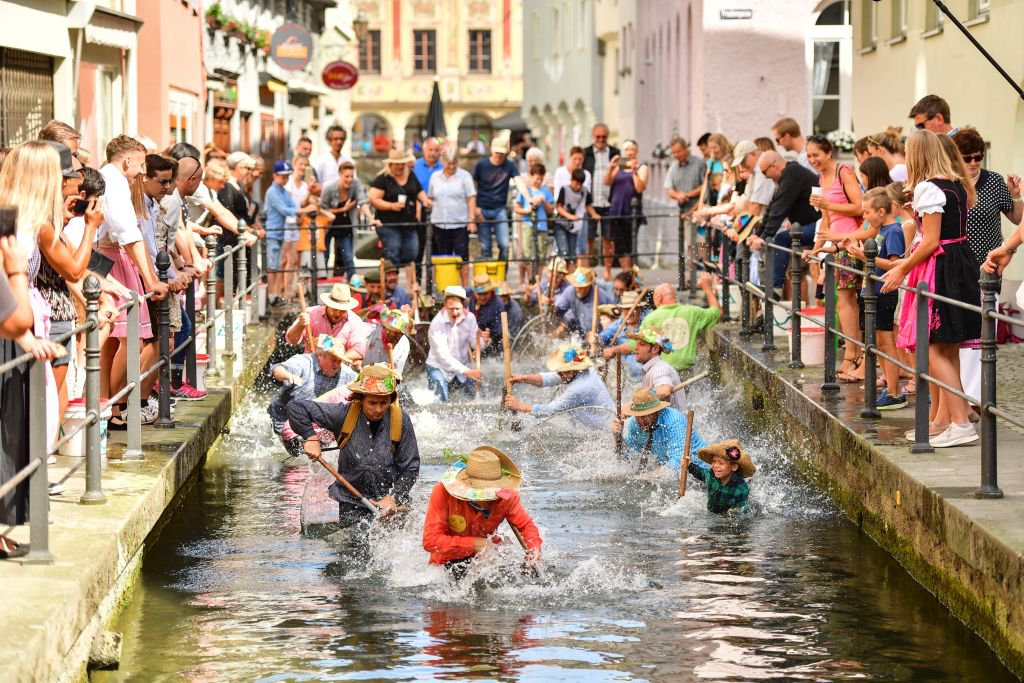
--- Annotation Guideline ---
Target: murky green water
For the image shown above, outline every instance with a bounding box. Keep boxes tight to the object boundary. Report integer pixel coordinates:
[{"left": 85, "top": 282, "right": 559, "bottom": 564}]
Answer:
[{"left": 97, "top": 372, "right": 1017, "bottom": 682}]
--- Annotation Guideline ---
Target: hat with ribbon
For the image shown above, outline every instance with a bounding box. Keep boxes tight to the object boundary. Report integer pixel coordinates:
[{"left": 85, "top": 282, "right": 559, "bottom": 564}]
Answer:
[
  {"left": 441, "top": 445, "right": 522, "bottom": 502},
  {"left": 698, "top": 439, "right": 757, "bottom": 478},
  {"left": 545, "top": 344, "right": 594, "bottom": 373},
  {"left": 622, "top": 387, "right": 670, "bottom": 417},
  {"left": 494, "top": 280, "right": 512, "bottom": 296},
  {"left": 569, "top": 267, "right": 595, "bottom": 288},
  {"left": 348, "top": 273, "right": 368, "bottom": 293},
  {"left": 346, "top": 363, "right": 399, "bottom": 396},
  {"left": 380, "top": 308, "right": 413, "bottom": 336},
  {"left": 627, "top": 326, "right": 673, "bottom": 352},
  {"left": 599, "top": 290, "right": 641, "bottom": 316},
  {"left": 734, "top": 213, "right": 762, "bottom": 243},
  {"left": 472, "top": 272, "right": 495, "bottom": 294},
  {"left": 320, "top": 282, "right": 358, "bottom": 311},
  {"left": 315, "top": 333, "right": 347, "bottom": 360},
  {"left": 552, "top": 257, "right": 570, "bottom": 275}
]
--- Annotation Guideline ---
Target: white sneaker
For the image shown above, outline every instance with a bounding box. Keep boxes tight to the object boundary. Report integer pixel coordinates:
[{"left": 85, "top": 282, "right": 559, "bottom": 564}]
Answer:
[
  {"left": 140, "top": 402, "right": 158, "bottom": 425},
  {"left": 930, "top": 423, "right": 979, "bottom": 448}
]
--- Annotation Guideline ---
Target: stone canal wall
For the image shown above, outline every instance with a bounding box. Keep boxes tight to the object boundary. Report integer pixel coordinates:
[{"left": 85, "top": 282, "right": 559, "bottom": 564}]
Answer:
[
  {"left": 711, "top": 326, "right": 1024, "bottom": 678},
  {"left": 0, "top": 326, "right": 276, "bottom": 683}
]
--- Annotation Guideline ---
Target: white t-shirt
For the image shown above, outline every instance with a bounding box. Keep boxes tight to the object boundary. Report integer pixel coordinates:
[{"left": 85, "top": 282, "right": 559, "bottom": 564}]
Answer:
[
  {"left": 314, "top": 151, "right": 354, "bottom": 188},
  {"left": 98, "top": 164, "right": 143, "bottom": 248},
  {"left": 553, "top": 166, "right": 592, "bottom": 200},
  {"left": 63, "top": 215, "right": 86, "bottom": 250}
]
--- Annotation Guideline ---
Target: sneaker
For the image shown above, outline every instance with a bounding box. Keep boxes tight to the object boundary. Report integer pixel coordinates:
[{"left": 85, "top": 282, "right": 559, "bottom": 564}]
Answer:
[
  {"left": 140, "top": 402, "right": 158, "bottom": 425},
  {"left": 905, "top": 425, "right": 943, "bottom": 442},
  {"left": 48, "top": 482, "right": 65, "bottom": 496},
  {"left": 876, "top": 390, "right": 908, "bottom": 411},
  {"left": 930, "top": 423, "right": 979, "bottom": 448},
  {"left": 147, "top": 397, "right": 175, "bottom": 419},
  {"left": 171, "top": 380, "right": 207, "bottom": 401}
]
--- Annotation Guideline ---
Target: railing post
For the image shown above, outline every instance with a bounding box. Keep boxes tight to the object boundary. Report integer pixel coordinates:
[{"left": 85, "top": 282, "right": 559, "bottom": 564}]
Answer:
[
  {"left": 80, "top": 275, "right": 106, "bottom": 505},
  {"left": 205, "top": 234, "right": 220, "bottom": 379},
  {"left": 258, "top": 233, "right": 268, "bottom": 320},
  {"left": 719, "top": 228, "right": 731, "bottom": 321},
  {"left": 25, "top": 359, "right": 54, "bottom": 562},
  {"left": 860, "top": 239, "right": 880, "bottom": 419},
  {"left": 761, "top": 243, "right": 776, "bottom": 351},
  {"left": 184, "top": 279, "right": 197, "bottom": 387},
  {"left": 688, "top": 217, "right": 698, "bottom": 300},
  {"left": 821, "top": 254, "right": 840, "bottom": 392},
  {"left": 630, "top": 197, "right": 640, "bottom": 266},
  {"left": 423, "top": 208, "right": 433, "bottom": 296},
  {"left": 739, "top": 240, "right": 752, "bottom": 336},
  {"left": 976, "top": 270, "right": 1002, "bottom": 498},
  {"left": 309, "top": 220, "right": 320, "bottom": 302},
  {"left": 236, "top": 233, "right": 248, "bottom": 340},
  {"left": 677, "top": 214, "right": 686, "bottom": 291},
  {"left": 222, "top": 245, "right": 236, "bottom": 380},
  {"left": 530, "top": 206, "right": 540, "bottom": 279},
  {"left": 155, "top": 251, "right": 174, "bottom": 428},
  {"left": 789, "top": 224, "right": 805, "bottom": 369},
  {"left": 910, "top": 282, "right": 934, "bottom": 454},
  {"left": 121, "top": 292, "right": 143, "bottom": 458}
]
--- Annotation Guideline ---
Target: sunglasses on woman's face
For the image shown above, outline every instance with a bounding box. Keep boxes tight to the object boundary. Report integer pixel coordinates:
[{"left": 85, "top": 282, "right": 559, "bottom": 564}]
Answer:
[{"left": 962, "top": 153, "right": 984, "bottom": 164}]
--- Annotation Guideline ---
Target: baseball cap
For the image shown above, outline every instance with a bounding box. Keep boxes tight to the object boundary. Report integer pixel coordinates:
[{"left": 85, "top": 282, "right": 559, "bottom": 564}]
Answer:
[
  {"left": 44, "top": 141, "right": 80, "bottom": 179},
  {"left": 491, "top": 137, "right": 510, "bottom": 154},
  {"left": 731, "top": 140, "right": 759, "bottom": 168},
  {"left": 272, "top": 160, "right": 294, "bottom": 175}
]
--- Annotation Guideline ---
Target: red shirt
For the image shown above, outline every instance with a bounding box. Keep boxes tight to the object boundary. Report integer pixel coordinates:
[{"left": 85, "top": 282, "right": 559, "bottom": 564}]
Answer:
[{"left": 422, "top": 483, "right": 542, "bottom": 565}]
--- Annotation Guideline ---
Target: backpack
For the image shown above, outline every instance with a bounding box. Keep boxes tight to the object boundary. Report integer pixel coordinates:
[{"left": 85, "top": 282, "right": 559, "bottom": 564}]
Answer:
[{"left": 337, "top": 399, "right": 403, "bottom": 454}]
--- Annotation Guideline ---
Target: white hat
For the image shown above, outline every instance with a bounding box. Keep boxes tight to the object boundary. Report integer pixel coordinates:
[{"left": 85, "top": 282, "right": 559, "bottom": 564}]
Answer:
[
  {"left": 443, "top": 285, "right": 468, "bottom": 301},
  {"left": 491, "top": 137, "right": 510, "bottom": 154},
  {"left": 731, "top": 140, "right": 759, "bottom": 168}
]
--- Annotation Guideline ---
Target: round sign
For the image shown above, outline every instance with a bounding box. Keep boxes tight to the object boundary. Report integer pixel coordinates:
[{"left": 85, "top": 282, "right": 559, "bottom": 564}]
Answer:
[
  {"left": 322, "top": 61, "right": 359, "bottom": 90},
  {"left": 270, "top": 23, "right": 313, "bottom": 71}
]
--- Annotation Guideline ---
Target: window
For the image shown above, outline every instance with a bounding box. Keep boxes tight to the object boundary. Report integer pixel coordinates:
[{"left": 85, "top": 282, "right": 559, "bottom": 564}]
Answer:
[
  {"left": 531, "top": 12, "right": 540, "bottom": 60},
  {"left": 889, "top": 0, "right": 906, "bottom": 41},
  {"left": 359, "top": 30, "right": 381, "bottom": 74},
  {"left": 808, "top": 1, "right": 852, "bottom": 135},
  {"left": 468, "top": 30, "right": 491, "bottom": 73},
  {"left": 551, "top": 7, "right": 560, "bottom": 56},
  {"left": 970, "top": 0, "right": 990, "bottom": 20},
  {"left": 924, "top": 3, "right": 943, "bottom": 35},
  {"left": 859, "top": 0, "right": 876, "bottom": 51},
  {"left": 413, "top": 30, "right": 436, "bottom": 73},
  {"left": 169, "top": 89, "right": 197, "bottom": 145}
]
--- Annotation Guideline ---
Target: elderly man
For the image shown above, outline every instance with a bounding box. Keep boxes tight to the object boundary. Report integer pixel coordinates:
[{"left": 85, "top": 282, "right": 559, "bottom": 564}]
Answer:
[
  {"left": 285, "top": 282, "right": 368, "bottom": 361},
  {"left": 553, "top": 267, "right": 614, "bottom": 337},
  {"left": 413, "top": 136, "right": 443, "bottom": 191},
  {"left": 664, "top": 137, "right": 706, "bottom": 216},
  {"left": 426, "top": 285, "right": 485, "bottom": 402},
  {"left": 269, "top": 333, "right": 358, "bottom": 455},
  {"left": 612, "top": 387, "right": 708, "bottom": 472},
  {"left": 583, "top": 123, "right": 620, "bottom": 255},
  {"left": 292, "top": 364, "right": 419, "bottom": 529},
  {"left": 634, "top": 278, "right": 721, "bottom": 372},
  {"left": 505, "top": 344, "right": 616, "bottom": 429}
]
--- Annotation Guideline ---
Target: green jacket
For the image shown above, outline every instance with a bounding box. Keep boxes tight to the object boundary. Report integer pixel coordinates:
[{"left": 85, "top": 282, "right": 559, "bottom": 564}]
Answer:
[{"left": 629, "top": 303, "right": 720, "bottom": 371}]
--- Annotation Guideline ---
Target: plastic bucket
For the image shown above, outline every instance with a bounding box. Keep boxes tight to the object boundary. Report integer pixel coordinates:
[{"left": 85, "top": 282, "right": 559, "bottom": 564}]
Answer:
[
  {"left": 214, "top": 310, "right": 244, "bottom": 356},
  {"left": 472, "top": 260, "right": 506, "bottom": 283},
  {"left": 58, "top": 398, "right": 112, "bottom": 458},
  {"left": 195, "top": 353, "right": 209, "bottom": 392},
  {"left": 432, "top": 255, "right": 463, "bottom": 292},
  {"left": 799, "top": 327, "right": 826, "bottom": 366}
]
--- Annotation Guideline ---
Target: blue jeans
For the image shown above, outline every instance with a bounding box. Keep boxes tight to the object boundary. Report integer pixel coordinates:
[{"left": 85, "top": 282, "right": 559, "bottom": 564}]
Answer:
[
  {"left": 377, "top": 225, "right": 419, "bottom": 267},
  {"left": 327, "top": 228, "right": 355, "bottom": 277},
  {"left": 426, "top": 365, "right": 477, "bottom": 403},
  {"left": 772, "top": 224, "right": 817, "bottom": 288},
  {"left": 171, "top": 302, "right": 192, "bottom": 384},
  {"left": 553, "top": 224, "right": 587, "bottom": 258},
  {"left": 478, "top": 207, "right": 509, "bottom": 261}
]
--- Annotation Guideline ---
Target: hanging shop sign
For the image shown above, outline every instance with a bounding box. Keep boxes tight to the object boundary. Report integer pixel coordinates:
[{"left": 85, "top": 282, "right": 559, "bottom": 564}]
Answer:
[
  {"left": 270, "top": 23, "right": 313, "bottom": 70},
  {"left": 322, "top": 61, "right": 360, "bottom": 90}
]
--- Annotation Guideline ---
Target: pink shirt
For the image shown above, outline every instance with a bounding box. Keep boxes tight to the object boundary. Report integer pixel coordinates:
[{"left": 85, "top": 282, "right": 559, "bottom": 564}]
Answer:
[
  {"left": 825, "top": 165, "right": 860, "bottom": 235},
  {"left": 305, "top": 305, "right": 370, "bottom": 355}
]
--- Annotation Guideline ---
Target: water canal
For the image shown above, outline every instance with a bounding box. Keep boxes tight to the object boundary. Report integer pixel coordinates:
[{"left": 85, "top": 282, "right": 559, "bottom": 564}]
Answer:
[{"left": 97, "top": 365, "right": 1016, "bottom": 681}]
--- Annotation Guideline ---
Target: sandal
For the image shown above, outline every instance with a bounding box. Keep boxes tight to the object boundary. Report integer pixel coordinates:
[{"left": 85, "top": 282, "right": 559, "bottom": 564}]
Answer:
[
  {"left": 836, "top": 371, "right": 860, "bottom": 383},
  {"left": 0, "top": 536, "right": 27, "bottom": 560}
]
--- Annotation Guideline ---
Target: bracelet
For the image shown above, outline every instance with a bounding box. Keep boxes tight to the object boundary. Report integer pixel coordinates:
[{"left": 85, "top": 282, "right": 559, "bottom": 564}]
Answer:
[{"left": 1002, "top": 242, "right": 1018, "bottom": 255}]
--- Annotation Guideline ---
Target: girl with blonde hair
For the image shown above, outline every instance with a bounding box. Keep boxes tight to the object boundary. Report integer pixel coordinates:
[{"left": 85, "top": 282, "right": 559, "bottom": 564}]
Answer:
[
  {"left": 868, "top": 127, "right": 908, "bottom": 182},
  {"left": 880, "top": 130, "right": 981, "bottom": 448},
  {"left": 0, "top": 141, "right": 64, "bottom": 239}
]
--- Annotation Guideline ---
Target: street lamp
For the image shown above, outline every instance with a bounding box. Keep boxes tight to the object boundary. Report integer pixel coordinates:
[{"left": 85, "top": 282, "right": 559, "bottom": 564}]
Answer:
[{"left": 352, "top": 11, "right": 368, "bottom": 42}]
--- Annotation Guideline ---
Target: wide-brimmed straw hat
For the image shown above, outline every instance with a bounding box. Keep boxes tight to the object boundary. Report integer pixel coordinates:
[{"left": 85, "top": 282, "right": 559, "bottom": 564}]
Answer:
[
  {"left": 385, "top": 147, "right": 415, "bottom": 165},
  {"left": 316, "top": 334, "right": 348, "bottom": 360},
  {"left": 545, "top": 344, "right": 593, "bottom": 373},
  {"left": 380, "top": 308, "right": 413, "bottom": 336},
  {"left": 569, "top": 267, "right": 595, "bottom": 288},
  {"left": 698, "top": 439, "right": 757, "bottom": 478},
  {"left": 472, "top": 272, "right": 494, "bottom": 294},
  {"left": 320, "top": 282, "right": 358, "bottom": 311},
  {"left": 441, "top": 445, "right": 522, "bottom": 502},
  {"left": 346, "top": 363, "right": 399, "bottom": 396},
  {"left": 622, "top": 387, "right": 670, "bottom": 417},
  {"left": 599, "top": 290, "right": 641, "bottom": 316},
  {"left": 627, "top": 326, "right": 673, "bottom": 352},
  {"left": 494, "top": 280, "right": 512, "bottom": 296}
]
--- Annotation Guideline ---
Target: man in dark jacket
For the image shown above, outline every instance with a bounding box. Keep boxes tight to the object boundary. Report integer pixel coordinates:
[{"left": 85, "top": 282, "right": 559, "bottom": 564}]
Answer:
[
  {"left": 582, "top": 123, "right": 620, "bottom": 250},
  {"left": 750, "top": 151, "right": 821, "bottom": 290},
  {"left": 470, "top": 273, "right": 504, "bottom": 356},
  {"left": 290, "top": 364, "right": 420, "bottom": 529}
]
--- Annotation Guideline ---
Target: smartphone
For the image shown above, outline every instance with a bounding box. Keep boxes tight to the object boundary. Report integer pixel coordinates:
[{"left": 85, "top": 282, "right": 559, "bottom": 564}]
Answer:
[
  {"left": 0, "top": 206, "right": 16, "bottom": 237},
  {"left": 618, "top": 158, "right": 629, "bottom": 171},
  {"left": 73, "top": 198, "right": 89, "bottom": 215}
]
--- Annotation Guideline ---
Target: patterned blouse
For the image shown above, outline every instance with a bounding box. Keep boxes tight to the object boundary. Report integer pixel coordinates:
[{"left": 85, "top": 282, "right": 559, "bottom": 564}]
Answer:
[{"left": 966, "top": 169, "right": 1014, "bottom": 266}]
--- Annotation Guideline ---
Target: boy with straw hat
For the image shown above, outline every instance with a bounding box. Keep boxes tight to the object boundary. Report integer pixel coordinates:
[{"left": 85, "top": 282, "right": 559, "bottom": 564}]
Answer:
[
  {"left": 613, "top": 387, "right": 708, "bottom": 472},
  {"left": 423, "top": 445, "right": 541, "bottom": 578},
  {"left": 683, "top": 440, "right": 756, "bottom": 514},
  {"left": 505, "top": 343, "right": 616, "bottom": 429}
]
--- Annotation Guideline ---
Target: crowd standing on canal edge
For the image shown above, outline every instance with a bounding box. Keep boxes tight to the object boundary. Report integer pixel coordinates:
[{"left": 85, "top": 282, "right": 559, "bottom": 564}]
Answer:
[{"left": 4, "top": 89, "right": 1024, "bottom": 563}]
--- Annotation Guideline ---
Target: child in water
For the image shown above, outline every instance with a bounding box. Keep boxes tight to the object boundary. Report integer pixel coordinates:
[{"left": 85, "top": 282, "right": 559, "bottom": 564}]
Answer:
[{"left": 682, "top": 439, "right": 756, "bottom": 514}]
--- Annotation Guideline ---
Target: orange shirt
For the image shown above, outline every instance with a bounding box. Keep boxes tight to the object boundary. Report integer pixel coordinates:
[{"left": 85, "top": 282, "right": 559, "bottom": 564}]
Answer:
[{"left": 422, "top": 482, "right": 542, "bottom": 565}]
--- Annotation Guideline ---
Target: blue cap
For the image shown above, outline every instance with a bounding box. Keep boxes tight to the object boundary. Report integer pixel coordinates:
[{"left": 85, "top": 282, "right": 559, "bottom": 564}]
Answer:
[{"left": 272, "top": 160, "right": 293, "bottom": 175}]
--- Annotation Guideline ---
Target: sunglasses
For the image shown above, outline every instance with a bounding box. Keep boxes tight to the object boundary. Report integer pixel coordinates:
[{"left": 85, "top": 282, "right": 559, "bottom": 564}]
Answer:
[
  {"left": 914, "top": 115, "right": 936, "bottom": 130},
  {"left": 962, "top": 153, "right": 984, "bottom": 163},
  {"left": 154, "top": 178, "right": 174, "bottom": 186}
]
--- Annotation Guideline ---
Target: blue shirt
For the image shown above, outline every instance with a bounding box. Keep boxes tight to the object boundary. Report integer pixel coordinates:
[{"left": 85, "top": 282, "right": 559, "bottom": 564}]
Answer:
[
  {"left": 413, "top": 157, "right": 442, "bottom": 194},
  {"left": 871, "top": 222, "right": 906, "bottom": 295},
  {"left": 388, "top": 285, "right": 412, "bottom": 308},
  {"left": 472, "top": 157, "right": 520, "bottom": 209},
  {"left": 599, "top": 318, "right": 644, "bottom": 380},
  {"left": 474, "top": 294, "right": 505, "bottom": 343},
  {"left": 555, "top": 285, "right": 614, "bottom": 333},
  {"left": 264, "top": 182, "right": 298, "bottom": 235},
  {"left": 517, "top": 186, "right": 554, "bottom": 232},
  {"left": 623, "top": 407, "right": 708, "bottom": 471},
  {"left": 532, "top": 368, "right": 615, "bottom": 428}
]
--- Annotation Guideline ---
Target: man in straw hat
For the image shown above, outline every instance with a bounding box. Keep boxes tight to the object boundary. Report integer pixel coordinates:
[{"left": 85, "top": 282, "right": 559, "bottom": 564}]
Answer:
[
  {"left": 269, "top": 333, "right": 358, "bottom": 455},
  {"left": 361, "top": 308, "right": 413, "bottom": 375},
  {"left": 613, "top": 387, "right": 708, "bottom": 473},
  {"left": 285, "top": 282, "right": 369, "bottom": 360},
  {"left": 683, "top": 439, "right": 756, "bottom": 514},
  {"left": 469, "top": 272, "right": 504, "bottom": 357},
  {"left": 505, "top": 343, "right": 616, "bottom": 429},
  {"left": 524, "top": 256, "right": 570, "bottom": 309},
  {"left": 423, "top": 445, "right": 541, "bottom": 578},
  {"left": 426, "top": 285, "right": 485, "bottom": 402},
  {"left": 291, "top": 364, "right": 420, "bottom": 527},
  {"left": 553, "top": 267, "right": 613, "bottom": 337},
  {"left": 597, "top": 290, "right": 646, "bottom": 379}
]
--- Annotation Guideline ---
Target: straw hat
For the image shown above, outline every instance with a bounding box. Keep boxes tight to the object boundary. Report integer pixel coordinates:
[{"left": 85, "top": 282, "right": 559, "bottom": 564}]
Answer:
[
  {"left": 494, "top": 280, "right": 512, "bottom": 296},
  {"left": 627, "top": 326, "right": 673, "bottom": 352},
  {"left": 569, "top": 267, "right": 595, "bottom": 288},
  {"left": 490, "top": 137, "right": 511, "bottom": 154},
  {"left": 320, "top": 282, "right": 358, "bottom": 311},
  {"left": 385, "top": 147, "right": 415, "bottom": 165},
  {"left": 545, "top": 344, "right": 593, "bottom": 373},
  {"left": 599, "top": 290, "right": 641, "bottom": 316},
  {"left": 472, "top": 272, "right": 495, "bottom": 294},
  {"left": 348, "top": 273, "right": 368, "bottom": 293},
  {"left": 698, "top": 439, "right": 757, "bottom": 478},
  {"left": 441, "top": 445, "right": 522, "bottom": 502},
  {"left": 552, "top": 257, "right": 570, "bottom": 274},
  {"left": 443, "top": 285, "right": 468, "bottom": 301},
  {"left": 380, "top": 308, "right": 413, "bottom": 336},
  {"left": 346, "top": 363, "right": 400, "bottom": 396},
  {"left": 622, "top": 387, "right": 670, "bottom": 417},
  {"left": 315, "top": 334, "right": 348, "bottom": 360}
]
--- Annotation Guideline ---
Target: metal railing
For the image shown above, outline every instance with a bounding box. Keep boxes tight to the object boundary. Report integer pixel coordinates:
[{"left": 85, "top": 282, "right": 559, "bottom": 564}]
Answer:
[
  {"left": 687, "top": 221, "right": 1014, "bottom": 500},
  {"left": 0, "top": 224, "right": 265, "bottom": 564}
]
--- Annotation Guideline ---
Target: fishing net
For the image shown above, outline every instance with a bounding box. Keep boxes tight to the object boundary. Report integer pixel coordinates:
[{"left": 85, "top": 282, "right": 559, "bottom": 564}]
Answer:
[{"left": 300, "top": 444, "right": 341, "bottom": 537}]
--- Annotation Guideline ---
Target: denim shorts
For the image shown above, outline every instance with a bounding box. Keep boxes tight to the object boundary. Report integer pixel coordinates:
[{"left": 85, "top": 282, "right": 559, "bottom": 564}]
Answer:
[
  {"left": 48, "top": 319, "right": 74, "bottom": 368},
  {"left": 266, "top": 237, "right": 284, "bottom": 270}
]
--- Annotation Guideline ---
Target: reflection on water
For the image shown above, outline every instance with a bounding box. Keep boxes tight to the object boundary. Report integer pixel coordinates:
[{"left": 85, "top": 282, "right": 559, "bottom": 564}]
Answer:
[{"left": 97, "top": 373, "right": 1017, "bottom": 682}]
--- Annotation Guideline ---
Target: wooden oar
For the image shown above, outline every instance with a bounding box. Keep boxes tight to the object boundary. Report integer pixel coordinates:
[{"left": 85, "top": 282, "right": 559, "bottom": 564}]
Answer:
[
  {"left": 313, "top": 452, "right": 379, "bottom": 515},
  {"left": 678, "top": 409, "right": 695, "bottom": 498},
  {"left": 378, "top": 257, "right": 389, "bottom": 306},
  {"left": 615, "top": 353, "right": 624, "bottom": 458},
  {"left": 599, "top": 286, "right": 649, "bottom": 381},
  {"left": 546, "top": 256, "right": 558, "bottom": 320},
  {"left": 474, "top": 329, "right": 482, "bottom": 393},
  {"left": 671, "top": 370, "right": 710, "bottom": 395},
  {"left": 506, "top": 520, "right": 544, "bottom": 580},
  {"left": 589, "top": 284, "right": 600, "bottom": 356},
  {"left": 500, "top": 311, "right": 522, "bottom": 430},
  {"left": 386, "top": 341, "right": 395, "bottom": 370},
  {"left": 295, "top": 281, "right": 315, "bottom": 351}
]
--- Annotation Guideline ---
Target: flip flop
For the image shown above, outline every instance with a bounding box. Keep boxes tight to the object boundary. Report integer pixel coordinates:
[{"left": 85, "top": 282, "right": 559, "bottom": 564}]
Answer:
[{"left": 836, "top": 371, "right": 860, "bottom": 383}]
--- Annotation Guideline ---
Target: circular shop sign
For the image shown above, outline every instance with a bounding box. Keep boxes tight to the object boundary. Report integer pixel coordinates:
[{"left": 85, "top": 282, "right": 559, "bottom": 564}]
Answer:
[
  {"left": 322, "top": 61, "right": 360, "bottom": 90},
  {"left": 270, "top": 23, "right": 313, "bottom": 71}
]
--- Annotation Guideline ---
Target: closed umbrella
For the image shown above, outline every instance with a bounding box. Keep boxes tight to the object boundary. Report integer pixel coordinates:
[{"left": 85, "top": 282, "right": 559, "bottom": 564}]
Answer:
[{"left": 425, "top": 80, "right": 447, "bottom": 138}]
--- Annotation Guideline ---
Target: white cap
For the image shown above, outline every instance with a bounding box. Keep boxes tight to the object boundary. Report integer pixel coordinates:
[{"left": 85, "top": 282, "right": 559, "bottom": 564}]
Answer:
[{"left": 443, "top": 285, "right": 468, "bottom": 300}]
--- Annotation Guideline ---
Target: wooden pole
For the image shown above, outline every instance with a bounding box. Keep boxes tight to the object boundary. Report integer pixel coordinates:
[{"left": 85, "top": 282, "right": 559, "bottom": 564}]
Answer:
[
  {"left": 379, "top": 257, "right": 387, "bottom": 306},
  {"left": 295, "top": 281, "right": 315, "bottom": 352},
  {"left": 546, "top": 257, "right": 558, "bottom": 321},
  {"left": 589, "top": 283, "right": 600, "bottom": 356},
  {"left": 615, "top": 353, "right": 624, "bottom": 458},
  {"left": 501, "top": 311, "right": 512, "bottom": 408},
  {"left": 671, "top": 370, "right": 710, "bottom": 395},
  {"left": 507, "top": 520, "right": 544, "bottom": 580},
  {"left": 387, "top": 341, "right": 395, "bottom": 370},
  {"left": 474, "top": 329, "right": 482, "bottom": 393},
  {"left": 314, "top": 453, "right": 379, "bottom": 515},
  {"left": 678, "top": 409, "right": 695, "bottom": 498}
]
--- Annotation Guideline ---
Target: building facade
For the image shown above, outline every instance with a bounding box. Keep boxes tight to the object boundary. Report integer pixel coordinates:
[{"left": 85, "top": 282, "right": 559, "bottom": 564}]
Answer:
[{"left": 348, "top": 0, "right": 524, "bottom": 156}]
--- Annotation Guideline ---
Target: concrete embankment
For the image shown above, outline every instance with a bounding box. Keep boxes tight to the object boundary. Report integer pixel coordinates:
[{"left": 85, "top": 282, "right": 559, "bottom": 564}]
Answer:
[
  {"left": 711, "top": 325, "right": 1024, "bottom": 678},
  {"left": 0, "top": 324, "right": 276, "bottom": 683}
]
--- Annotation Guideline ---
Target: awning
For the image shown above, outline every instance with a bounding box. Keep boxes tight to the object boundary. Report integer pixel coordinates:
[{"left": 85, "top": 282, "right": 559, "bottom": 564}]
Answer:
[
  {"left": 259, "top": 72, "right": 289, "bottom": 94},
  {"left": 84, "top": 24, "right": 137, "bottom": 50},
  {"left": 287, "top": 78, "right": 329, "bottom": 97}
]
